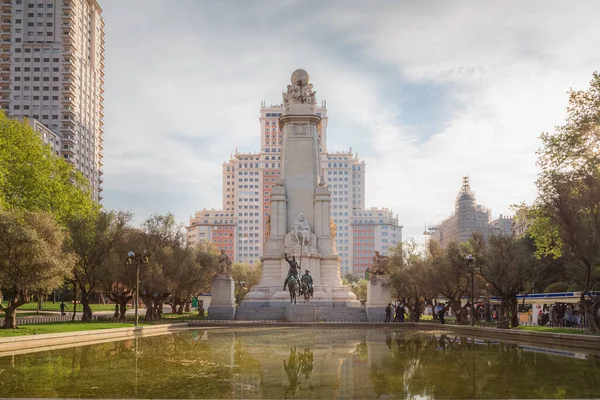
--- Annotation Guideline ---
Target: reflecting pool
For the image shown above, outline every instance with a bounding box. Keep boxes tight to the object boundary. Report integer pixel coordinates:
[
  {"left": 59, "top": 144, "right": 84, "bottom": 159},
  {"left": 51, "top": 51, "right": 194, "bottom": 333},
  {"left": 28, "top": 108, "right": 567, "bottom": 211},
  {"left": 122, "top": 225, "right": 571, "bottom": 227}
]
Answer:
[{"left": 1, "top": 327, "right": 599, "bottom": 399}]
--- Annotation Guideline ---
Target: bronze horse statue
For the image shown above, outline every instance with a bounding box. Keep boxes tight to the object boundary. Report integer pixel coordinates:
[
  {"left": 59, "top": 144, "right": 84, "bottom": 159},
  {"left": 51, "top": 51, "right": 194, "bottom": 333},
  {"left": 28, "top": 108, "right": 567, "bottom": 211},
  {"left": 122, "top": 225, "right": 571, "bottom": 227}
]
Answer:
[{"left": 288, "top": 275, "right": 299, "bottom": 304}]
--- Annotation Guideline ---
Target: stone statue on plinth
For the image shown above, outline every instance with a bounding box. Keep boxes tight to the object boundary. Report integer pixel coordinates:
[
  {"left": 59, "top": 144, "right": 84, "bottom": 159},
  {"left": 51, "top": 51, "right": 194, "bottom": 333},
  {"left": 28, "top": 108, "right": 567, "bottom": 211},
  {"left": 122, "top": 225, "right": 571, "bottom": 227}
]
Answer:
[
  {"left": 291, "top": 212, "right": 311, "bottom": 246},
  {"left": 282, "top": 69, "right": 317, "bottom": 113},
  {"left": 371, "top": 251, "right": 390, "bottom": 276},
  {"left": 218, "top": 250, "right": 232, "bottom": 276}
]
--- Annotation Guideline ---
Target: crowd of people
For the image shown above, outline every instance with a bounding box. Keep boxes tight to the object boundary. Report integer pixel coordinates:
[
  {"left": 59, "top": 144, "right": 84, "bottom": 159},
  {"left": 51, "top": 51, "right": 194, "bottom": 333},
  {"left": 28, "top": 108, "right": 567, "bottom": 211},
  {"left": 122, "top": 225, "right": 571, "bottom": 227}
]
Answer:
[
  {"left": 534, "top": 303, "right": 585, "bottom": 327},
  {"left": 381, "top": 299, "right": 586, "bottom": 327}
]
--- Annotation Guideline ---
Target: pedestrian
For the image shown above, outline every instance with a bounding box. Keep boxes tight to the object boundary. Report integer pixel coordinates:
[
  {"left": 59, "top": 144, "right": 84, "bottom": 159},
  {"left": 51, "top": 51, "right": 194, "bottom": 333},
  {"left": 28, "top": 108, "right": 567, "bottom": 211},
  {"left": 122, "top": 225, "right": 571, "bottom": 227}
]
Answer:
[
  {"left": 60, "top": 301, "right": 67, "bottom": 316},
  {"left": 385, "top": 303, "right": 392, "bottom": 322},
  {"left": 438, "top": 303, "right": 447, "bottom": 324},
  {"left": 398, "top": 304, "right": 405, "bottom": 322},
  {"left": 395, "top": 303, "right": 404, "bottom": 322}
]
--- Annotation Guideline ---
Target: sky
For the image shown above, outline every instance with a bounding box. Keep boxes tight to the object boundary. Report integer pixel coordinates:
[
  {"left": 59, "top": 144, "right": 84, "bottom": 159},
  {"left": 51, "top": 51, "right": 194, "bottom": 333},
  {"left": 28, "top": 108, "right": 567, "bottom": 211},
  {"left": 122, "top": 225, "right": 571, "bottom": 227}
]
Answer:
[{"left": 99, "top": 0, "right": 600, "bottom": 241}]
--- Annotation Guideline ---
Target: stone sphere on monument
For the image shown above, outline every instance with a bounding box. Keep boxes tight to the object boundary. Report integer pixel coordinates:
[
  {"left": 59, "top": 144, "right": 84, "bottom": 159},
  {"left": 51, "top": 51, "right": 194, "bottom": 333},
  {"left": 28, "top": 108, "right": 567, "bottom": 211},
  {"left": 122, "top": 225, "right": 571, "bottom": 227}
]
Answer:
[{"left": 291, "top": 69, "right": 309, "bottom": 86}]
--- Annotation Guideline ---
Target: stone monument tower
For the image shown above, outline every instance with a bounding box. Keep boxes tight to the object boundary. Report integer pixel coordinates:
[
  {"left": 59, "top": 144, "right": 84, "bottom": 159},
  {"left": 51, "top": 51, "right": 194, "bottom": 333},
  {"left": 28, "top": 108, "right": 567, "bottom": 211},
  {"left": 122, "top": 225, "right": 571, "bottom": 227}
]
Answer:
[{"left": 240, "top": 69, "right": 359, "bottom": 309}]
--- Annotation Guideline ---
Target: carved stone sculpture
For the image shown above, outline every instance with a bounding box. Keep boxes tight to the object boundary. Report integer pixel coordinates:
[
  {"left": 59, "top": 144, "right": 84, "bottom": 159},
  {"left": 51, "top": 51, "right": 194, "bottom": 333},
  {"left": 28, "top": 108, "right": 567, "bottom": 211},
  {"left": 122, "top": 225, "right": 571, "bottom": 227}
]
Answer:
[
  {"left": 218, "top": 250, "right": 232, "bottom": 276},
  {"left": 291, "top": 212, "right": 311, "bottom": 246},
  {"left": 282, "top": 69, "right": 317, "bottom": 113},
  {"left": 265, "top": 214, "right": 271, "bottom": 242},
  {"left": 330, "top": 218, "right": 337, "bottom": 239},
  {"left": 371, "top": 250, "right": 390, "bottom": 275}
]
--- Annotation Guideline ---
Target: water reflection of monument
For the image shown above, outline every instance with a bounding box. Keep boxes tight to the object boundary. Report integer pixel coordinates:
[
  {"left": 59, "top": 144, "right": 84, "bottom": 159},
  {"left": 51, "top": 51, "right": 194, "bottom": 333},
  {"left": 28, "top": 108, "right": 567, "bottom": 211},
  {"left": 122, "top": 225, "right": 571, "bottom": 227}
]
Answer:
[
  {"left": 283, "top": 348, "right": 314, "bottom": 398},
  {"left": 209, "top": 329, "right": 379, "bottom": 399}
]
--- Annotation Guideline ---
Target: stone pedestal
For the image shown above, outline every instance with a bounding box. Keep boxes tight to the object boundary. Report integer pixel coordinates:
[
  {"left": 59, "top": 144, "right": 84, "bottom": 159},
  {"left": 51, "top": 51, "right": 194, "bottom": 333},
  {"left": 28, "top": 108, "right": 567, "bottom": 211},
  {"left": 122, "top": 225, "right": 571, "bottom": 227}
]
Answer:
[
  {"left": 366, "top": 276, "right": 391, "bottom": 322},
  {"left": 285, "top": 304, "right": 315, "bottom": 322},
  {"left": 208, "top": 275, "right": 236, "bottom": 320}
]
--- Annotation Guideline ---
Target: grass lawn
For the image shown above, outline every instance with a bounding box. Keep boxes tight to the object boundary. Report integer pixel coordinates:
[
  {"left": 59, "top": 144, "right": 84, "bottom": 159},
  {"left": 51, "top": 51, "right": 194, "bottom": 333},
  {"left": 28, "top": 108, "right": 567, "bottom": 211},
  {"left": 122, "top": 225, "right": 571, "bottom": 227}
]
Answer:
[
  {"left": 0, "top": 321, "right": 144, "bottom": 338},
  {"left": 2, "top": 301, "right": 117, "bottom": 312},
  {"left": 518, "top": 326, "right": 592, "bottom": 335}
]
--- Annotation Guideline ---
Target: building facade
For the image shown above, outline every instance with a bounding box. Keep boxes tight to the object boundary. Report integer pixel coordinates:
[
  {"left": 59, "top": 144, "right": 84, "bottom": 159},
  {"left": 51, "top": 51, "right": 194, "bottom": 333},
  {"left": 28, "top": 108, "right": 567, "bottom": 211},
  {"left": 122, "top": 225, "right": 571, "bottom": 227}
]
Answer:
[
  {"left": 351, "top": 207, "right": 401, "bottom": 275},
  {"left": 4, "top": 0, "right": 105, "bottom": 202},
  {"left": 186, "top": 209, "right": 236, "bottom": 260},
  {"left": 430, "top": 177, "right": 512, "bottom": 247},
  {"left": 187, "top": 102, "right": 402, "bottom": 276}
]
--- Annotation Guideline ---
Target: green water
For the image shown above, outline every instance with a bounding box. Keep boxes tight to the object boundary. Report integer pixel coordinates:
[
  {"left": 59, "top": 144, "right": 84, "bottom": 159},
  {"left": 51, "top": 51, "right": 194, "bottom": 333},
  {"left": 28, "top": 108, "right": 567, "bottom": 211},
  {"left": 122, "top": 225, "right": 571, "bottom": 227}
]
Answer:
[{"left": 0, "top": 327, "right": 598, "bottom": 399}]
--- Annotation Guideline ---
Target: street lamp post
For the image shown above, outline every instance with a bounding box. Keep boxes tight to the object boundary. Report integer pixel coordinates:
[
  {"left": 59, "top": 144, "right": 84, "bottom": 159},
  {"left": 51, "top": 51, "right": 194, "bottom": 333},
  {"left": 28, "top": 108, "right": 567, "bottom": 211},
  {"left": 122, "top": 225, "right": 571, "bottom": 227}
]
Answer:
[
  {"left": 466, "top": 254, "right": 475, "bottom": 327},
  {"left": 126, "top": 250, "right": 150, "bottom": 327}
]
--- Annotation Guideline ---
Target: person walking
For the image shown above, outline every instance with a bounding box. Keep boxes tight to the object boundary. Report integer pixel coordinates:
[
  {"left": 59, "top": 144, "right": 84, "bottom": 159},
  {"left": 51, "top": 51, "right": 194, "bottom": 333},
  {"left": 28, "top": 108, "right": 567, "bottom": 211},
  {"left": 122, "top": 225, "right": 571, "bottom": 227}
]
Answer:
[
  {"left": 394, "top": 303, "right": 403, "bottom": 322},
  {"left": 438, "top": 303, "right": 447, "bottom": 324},
  {"left": 60, "top": 301, "right": 67, "bottom": 316},
  {"left": 385, "top": 303, "right": 392, "bottom": 322}
]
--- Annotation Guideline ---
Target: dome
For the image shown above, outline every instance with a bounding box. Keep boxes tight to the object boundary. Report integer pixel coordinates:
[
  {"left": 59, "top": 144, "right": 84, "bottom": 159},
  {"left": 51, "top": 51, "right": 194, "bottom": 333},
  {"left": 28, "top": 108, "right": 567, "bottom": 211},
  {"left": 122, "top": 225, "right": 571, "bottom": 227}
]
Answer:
[{"left": 291, "top": 69, "right": 309, "bottom": 86}]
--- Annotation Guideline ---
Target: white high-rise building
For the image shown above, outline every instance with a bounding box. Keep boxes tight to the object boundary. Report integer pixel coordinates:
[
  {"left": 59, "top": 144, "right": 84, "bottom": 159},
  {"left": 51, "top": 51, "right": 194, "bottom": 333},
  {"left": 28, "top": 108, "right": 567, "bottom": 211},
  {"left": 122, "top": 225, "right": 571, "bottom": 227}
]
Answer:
[
  {"left": 187, "top": 102, "right": 402, "bottom": 275},
  {"left": 3, "top": 0, "right": 105, "bottom": 202}
]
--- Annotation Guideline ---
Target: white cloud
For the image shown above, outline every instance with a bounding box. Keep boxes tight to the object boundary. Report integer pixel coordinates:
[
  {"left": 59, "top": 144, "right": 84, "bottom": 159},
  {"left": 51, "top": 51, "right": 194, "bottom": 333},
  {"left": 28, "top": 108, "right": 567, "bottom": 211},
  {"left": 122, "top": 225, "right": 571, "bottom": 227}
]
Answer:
[{"left": 100, "top": 0, "right": 600, "bottom": 240}]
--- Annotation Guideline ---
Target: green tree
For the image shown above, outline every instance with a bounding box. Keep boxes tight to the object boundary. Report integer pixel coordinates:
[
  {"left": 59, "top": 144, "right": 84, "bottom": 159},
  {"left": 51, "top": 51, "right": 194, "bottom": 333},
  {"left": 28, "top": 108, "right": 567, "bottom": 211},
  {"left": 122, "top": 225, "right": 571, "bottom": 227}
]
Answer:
[
  {"left": 0, "top": 210, "right": 74, "bottom": 328},
  {"left": 138, "top": 213, "right": 185, "bottom": 321},
  {"left": 526, "top": 72, "right": 600, "bottom": 332},
  {"left": 389, "top": 240, "right": 436, "bottom": 321},
  {"left": 66, "top": 211, "right": 131, "bottom": 321},
  {"left": 0, "top": 112, "right": 97, "bottom": 222},
  {"left": 231, "top": 262, "right": 261, "bottom": 305},
  {"left": 479, "top": 235, "right": 540, "bottom": 328}
]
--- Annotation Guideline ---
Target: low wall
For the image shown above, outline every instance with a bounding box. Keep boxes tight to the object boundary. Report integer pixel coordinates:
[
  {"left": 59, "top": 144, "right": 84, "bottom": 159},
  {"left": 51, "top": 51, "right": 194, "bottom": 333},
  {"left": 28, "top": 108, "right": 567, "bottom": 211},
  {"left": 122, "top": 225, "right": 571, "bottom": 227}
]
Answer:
[
  {"left": 410, "top": 322, "right": 600, "bottom": 354},
  {"left": 0, "top": 323, "right": 188, "bottom": 356},
  {"left": 2, "top": 321, "right": 598, "bottom": 356}
]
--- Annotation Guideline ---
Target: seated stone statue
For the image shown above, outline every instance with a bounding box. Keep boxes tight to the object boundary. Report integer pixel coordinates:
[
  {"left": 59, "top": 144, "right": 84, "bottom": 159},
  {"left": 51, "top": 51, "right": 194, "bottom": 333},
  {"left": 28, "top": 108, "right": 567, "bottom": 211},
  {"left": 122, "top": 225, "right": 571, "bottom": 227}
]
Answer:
[
  {"left": 291, "top": 212, "right": 311, "bottom": 246},
  {"left": 218, "top": 250, "right": 232, "bottom": 276}
]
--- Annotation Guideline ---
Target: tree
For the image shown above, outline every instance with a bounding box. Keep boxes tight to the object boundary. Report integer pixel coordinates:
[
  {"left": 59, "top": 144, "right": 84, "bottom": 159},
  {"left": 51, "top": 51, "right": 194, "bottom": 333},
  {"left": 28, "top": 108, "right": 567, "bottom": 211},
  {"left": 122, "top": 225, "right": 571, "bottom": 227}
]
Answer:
[
  {"left": 0, "top": 210, "right": 74, "bottom": 328},
  {"left": 429, "top": 241, "right": 472, "bottom": 325},
  {"left": 389, "top": 240, "right": 436, "bottom": 321},
  {"left": 527, "top": 72, "right": 600, "bottom": 333},
  {"left": 231, "top": 262, "right": 261, "bottom": 305},
  {"left": 139, "top": 213, "right": 184, "bottom": 321},
  {"left": 100, "top": 228, "right": 140, "bottom": 319},
  {"left": 0, "top": 112, "right": 97, "bottom": 222},
  {"left": 479, "top": 235, "right": 540, "bottom": 328},
  {"left": 66, "top": 211, "right": 131, "bottom": 321}
]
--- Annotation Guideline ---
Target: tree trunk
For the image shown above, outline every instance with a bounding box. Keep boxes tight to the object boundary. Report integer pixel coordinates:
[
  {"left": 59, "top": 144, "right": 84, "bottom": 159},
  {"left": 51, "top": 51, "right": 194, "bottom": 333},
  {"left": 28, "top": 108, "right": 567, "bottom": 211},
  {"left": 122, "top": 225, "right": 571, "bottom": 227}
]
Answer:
[
  {"left": 509, "top": 299, "right": 519, "bottom": 328},
  {"left": 497, "top": 301, "right": 510, "bottom": 329},
  {"left": 184, "top": 302, "right": 191, "bottom": 312},
  {"left": 36, "top": 291, "right": 42, "bottom": 315},
  {"left": 71, "top": 284, "right": 77, "bottom": 322},
  {"left": 3, "top": 308, "right": 17, "bottom": 329},
  {"left": 142, "top": 295, "right": 154, "bottom": 321},
  {"left": 582, "top": 295, "right": 600, "bottom": 333},
  {"left": 80, "top": 288, "right": 93, "bottom": 322},
  {"left": 198, "top": 300, "right": 204, "bottom": 316},
  {"left": 177, "top": 304, "right": 183, "bottom": 315},
  {"left": 171, "top": 304, "right": 177, "bottom": 314},
  {"left": 2, "top": 290, "right": 27, "bottom": 329},
  {"left": 119, "top": 300, "right": 127, "bottom": 320},
  {"left": 113, "top": 303, "right": 119, "bottom": 318}
]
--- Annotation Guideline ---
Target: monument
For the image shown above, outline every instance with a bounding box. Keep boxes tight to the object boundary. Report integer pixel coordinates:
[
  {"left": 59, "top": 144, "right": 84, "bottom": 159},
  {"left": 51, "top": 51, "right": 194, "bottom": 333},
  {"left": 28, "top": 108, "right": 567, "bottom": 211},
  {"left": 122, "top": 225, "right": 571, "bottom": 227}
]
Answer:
[
  {"left": 366, "top": 251, "right": 392, "bottom": 321},
  {"left": 239, "top": 69, "right": 359, "bottom": 316},
  {"left": 208, "top": 250, "right": 236, "bottom": 319}
]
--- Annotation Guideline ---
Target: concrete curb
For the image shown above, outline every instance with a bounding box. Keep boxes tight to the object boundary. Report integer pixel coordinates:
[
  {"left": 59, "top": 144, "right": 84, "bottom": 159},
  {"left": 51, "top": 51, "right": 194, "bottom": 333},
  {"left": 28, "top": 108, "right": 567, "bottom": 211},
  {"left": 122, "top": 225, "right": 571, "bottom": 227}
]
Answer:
[
  {"left": 0, "top": 323, "right": 188, "bottom": 355},
  {"left": 188, "top": 321, "right": 600, "bottom": 353},
  {"left": 2, "top": 321, "right": 598, "bottom": 355}
]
